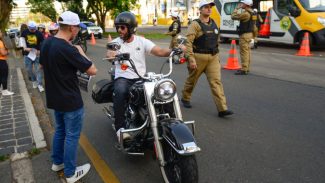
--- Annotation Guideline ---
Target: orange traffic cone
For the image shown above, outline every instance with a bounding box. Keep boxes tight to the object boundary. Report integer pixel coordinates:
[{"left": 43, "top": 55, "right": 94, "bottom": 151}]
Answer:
[
  {"left": 258, "top": 8, "right": 271, "bottom": 37},
  {"left": 107, "top": 34, "right": 112, "bottom": 42},
  {"left": 91, "top": 33, "right": 96, "bottom": 45},
  {"left": 296, "top": 32, "right": 313, "bottom": 56},
  {"left": 223, "top": 40, "right": 241, "bottom": 70}
]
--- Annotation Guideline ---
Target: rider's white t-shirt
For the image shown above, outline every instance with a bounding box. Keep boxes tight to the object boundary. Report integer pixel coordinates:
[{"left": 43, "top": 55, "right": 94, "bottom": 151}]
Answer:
[{"left": 112, "top": 35, "right": 155, "bottom": 79}]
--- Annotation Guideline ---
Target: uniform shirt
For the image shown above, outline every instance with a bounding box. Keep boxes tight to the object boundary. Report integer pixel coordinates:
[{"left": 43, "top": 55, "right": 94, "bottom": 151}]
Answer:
[
  {"left": 40, "top": 37, "right": 92, "bottom": 112},
  {"left": 0, "top": 40, "right": 8, "bottom": 60},
  {"left": 21, "top": 29, "right": 44, "bottom": 55},
  {"left": 186, "top": 18, "right": 217, "bottom": 64},
  {"left": 112, "top": 35, "right": 155, "bottom": 79},
  {"left": 231, "top": 7, "right": 253, "bottom": 22},
  {"left": 166, "top": 21, "right": 181, "bottom": 36}
]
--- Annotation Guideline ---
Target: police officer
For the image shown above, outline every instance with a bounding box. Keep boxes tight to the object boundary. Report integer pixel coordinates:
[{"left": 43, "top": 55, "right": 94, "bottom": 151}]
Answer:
[
  {"left": 231, "top": 0, "right": 254, "bottom": 75},
  {"left": 165, "top": 12, "right": 181, "bottom": 49},
  {"left": 181, "top": 0, "right": 233, "bottom": 118},
  {"left": 252, "top": 9, "right": 263, "bottom": 49}
]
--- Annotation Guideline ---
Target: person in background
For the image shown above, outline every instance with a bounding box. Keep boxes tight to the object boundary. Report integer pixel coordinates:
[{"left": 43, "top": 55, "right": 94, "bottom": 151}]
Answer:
[
  {"left": 181, "top": 0, "right": 233, "bottom": 118},
  {"left": 252, "top": 8, "right": 263, "bottom": 49},
  {"left": 231, "top": 0, "right": 254, "bottom": 75},
  {"left": 40, "top": 11, "right": 97, "bottom": 183},
  {"left": 38, "top": 24, "right": 49, "bottom": 39},
  {"left": 21, "top": 21, "right": 45, "bottom": 92},
  {"left": 48, "top": 23, "right": 59, "bottom": 37},
  {"left": 165, "top": 12, "right": 181, "bottom": 49},
  {"left": 0, "top": 30, "right": 14, "bottom": 96}
]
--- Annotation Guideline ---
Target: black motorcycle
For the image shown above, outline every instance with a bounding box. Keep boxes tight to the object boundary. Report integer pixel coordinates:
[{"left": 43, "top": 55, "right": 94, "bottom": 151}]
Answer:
[{"left": 92, "top": 38, "right": 200, "bottom": 183}]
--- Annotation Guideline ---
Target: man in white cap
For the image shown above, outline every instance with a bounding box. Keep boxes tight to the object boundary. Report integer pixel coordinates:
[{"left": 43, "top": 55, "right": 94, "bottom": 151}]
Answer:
[
  {"left": 21, "top": 21, "right": 45, "bottom": 92},
  {"left": 181, "top": 0, "right": 233, "bottom": 118},
  {"left": 39, "top": 11, "right": 97, "bottom": 183},
  {"left": 165, "top": 12, "right": 181, "bottom": 49},
  {"left": 231, "top": 0, "right": 254, "bottom": 75}
]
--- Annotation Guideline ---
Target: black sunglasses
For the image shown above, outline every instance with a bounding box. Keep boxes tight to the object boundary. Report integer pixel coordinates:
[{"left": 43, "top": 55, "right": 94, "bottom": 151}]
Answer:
[{"left": 116, "top": 25, "right": 127, "bottom": 31}]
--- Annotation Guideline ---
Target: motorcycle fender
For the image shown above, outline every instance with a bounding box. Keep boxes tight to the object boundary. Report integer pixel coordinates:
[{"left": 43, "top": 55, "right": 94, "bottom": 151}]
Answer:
[{"left": 161, "top": 119, "right": 199, "bottom": 154}]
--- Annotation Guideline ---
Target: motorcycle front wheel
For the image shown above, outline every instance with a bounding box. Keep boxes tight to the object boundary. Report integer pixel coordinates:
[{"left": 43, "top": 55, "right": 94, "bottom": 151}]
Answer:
[
  {"left": 161, "top": 140, "right": 198, "bottom": 183},
  {"left": 81, "top": 41, "right": 87, "bottom": 53}
]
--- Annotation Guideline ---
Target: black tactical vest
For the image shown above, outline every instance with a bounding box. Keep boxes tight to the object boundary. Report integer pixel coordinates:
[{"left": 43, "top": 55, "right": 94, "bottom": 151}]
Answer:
[
  {"left": 169, "top": 20, "right": 181, "bottom": 35},
  {"left": 239, "top": 11, "right": 254, "bottom": 35},
  {"left": 193, "top": 19, "right": 219, "bottom": 55}
]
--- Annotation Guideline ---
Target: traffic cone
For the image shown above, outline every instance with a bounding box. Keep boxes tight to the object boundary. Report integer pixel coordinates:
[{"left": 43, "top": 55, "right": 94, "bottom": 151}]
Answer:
[
  {"left": 223, "top": 40, "right": 241, "bottom": 70},
  {"left": 107, "top": 34, "right": 112, "bottom": 42},
  {"left": 91, "top": 33, "right": 96, "bottom": 45},
  {"left": 296, "top": 32, "right": 313, "bottom": 56},
  {"left": 258, "top": 8, "right": 271, "bottom": 37}
]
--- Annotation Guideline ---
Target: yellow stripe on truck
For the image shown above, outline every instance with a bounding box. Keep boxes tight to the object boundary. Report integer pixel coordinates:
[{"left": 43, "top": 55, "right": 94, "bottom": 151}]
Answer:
[{"left": 211, "top": 6, "right": 221, "bottom": 27}]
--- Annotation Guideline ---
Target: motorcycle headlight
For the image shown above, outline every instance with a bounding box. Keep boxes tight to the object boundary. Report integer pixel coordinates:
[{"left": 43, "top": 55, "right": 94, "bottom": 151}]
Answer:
[
  {"left": 318, "top": 17, "right": 325, "bottom": 26},
  {"left": 154, "top": 79, "right": 176, "bottom": 101}
]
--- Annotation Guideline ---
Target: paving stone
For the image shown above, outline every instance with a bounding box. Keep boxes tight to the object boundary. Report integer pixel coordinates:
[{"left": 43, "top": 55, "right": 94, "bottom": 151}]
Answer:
[
  {"left": 0, "top": 146, "right": 15, "bottom": 155},
  {"left": 15, "top": 131, "right": 31, "bottom": 139},
  {"left": 0, "top": 124, "right": 12, "bottom": 130},
  {"left": 14, "top": 117, "right": 27, "bottom": 122},
  {"left": 17, "top": 137, "right": 33, "bottom": 146},
  {"left": 15, "top": 121, "right": 28, "bottom": 127},
  {"left": 0, "top": 115, "right": 12, "bottom": 121},
  {"left": 15, "top": 125, "right": 29, "bottom": 133},
  {"left": 0, "top": 133, "right": 14, "bottom": 141},
  {"left": 13, "top": 106, "right": 25, "bottom": 110},
  {"left": 17, "top": 144, "right": 34, "bottom": 153},
  {"left": 0, "top": 119, "right": 13, "bottom": 125},
  {"left": 0, "top": 128, "right": 14, "bottom": 135},
  {"left": 13, "top": 109, "right": 26, "bottom": 114},
  {"left": 0, "top": 139, "right": 16, "bottom": 148},
  {"left": 13, "top": 114, "right": 26, "bottom": 119},
  {"left": 0, "top": 110, "right": 12, "bottom": 115}
]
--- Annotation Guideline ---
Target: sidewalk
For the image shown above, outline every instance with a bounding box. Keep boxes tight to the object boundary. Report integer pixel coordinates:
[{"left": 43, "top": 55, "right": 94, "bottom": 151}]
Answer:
[{"left": 0, "top": 49, "right": 62, "bottom": 182}]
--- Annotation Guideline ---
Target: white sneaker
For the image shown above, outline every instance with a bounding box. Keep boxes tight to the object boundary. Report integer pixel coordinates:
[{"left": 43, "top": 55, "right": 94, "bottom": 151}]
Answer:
[
  {"left": 51, "top": 163, "right": 64, "bottom": 171},
  {"left": 116, "top": 128, "right": 131, "bottom": 144},
  {"left": 66, "top": 163, "right": 91, "bottom": 183},
  {"left": 38, "top": 85, "right": 44, "bottom": 92},
  {"left": 32, "top": 81, "right": 38, "bottom": 88},
  {"left": 2, "top": 90, "right": 14, "bottom": 96}
]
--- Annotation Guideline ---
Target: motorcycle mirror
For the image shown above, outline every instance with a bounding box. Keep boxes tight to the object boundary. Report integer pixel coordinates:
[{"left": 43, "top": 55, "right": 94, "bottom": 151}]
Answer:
[{"left": 106, "top": 42, "right": 121, "bottom": 51}]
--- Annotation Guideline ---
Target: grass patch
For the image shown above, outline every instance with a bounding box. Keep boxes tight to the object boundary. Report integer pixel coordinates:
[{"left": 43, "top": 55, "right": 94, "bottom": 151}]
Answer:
[
  {"left": 28, "top": 148, "right": 41, "bottom": 157},
  {"left": 103, "top": 32, "right": 168, "bottom": 40},
  {"left": 0, "top": 155, "right": 9, "bottom": 162}
]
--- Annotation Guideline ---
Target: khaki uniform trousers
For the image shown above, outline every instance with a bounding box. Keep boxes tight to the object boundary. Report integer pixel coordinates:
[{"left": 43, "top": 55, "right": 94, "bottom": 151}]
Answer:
[
  {"left": 239, "top": 32, "right": 253, "bottom": 72},
  {"left": 169, "top": 35, "right": 179, "bottom": 49},
  {"left": 253, "top": 26, "right": 258, "bottom": 43},
  {"left": 182, "top": 53, "right": 228, "bottom": 112}
]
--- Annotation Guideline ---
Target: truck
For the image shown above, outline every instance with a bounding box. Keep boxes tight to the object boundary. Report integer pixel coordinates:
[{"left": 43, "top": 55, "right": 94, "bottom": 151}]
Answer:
[{"left": 210, "top": 0, "right": 325, "bottom": 46}]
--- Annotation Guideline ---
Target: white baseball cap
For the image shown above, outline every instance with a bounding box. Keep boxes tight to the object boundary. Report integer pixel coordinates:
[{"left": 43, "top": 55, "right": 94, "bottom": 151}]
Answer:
[
  {"left": 240, "top": 0, "right": 253, "bottom": 6},
  {"left": 28, "top": 21, "right": 37, "bottom": 30},
  {"left": 199, "top": 0, "right": 216, "bottom": 9},
  {"left": 170, "top": 12, "right": 179, "bottom": 18},
  {"left": 58, "top": 11, "right": 80, "bottom": 25}
]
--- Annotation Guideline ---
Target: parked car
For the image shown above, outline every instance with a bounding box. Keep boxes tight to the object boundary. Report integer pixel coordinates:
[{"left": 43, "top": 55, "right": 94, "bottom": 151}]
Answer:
[
  {"left": 6, "top": 28, "right": 20, "bottom": 48},
  {"left": 81, "top": 21, "right": 103, "bottom": 39}
]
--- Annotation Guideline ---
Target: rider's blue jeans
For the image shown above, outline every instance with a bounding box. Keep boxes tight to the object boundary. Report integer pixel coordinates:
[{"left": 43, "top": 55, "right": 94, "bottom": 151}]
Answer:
[
  {"left": 51, "top": 107, "right": 84, "bottom": 177},
  {"left": 113, "top": 78, "right": 137, "bottom": 132}
]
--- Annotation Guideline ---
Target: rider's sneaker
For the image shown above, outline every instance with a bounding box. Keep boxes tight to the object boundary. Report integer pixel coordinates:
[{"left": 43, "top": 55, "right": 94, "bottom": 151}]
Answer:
[
  {"left": 116, "top": 128, "right": 131, "bottom": 144},
  {"left": 2, "top": 90, "right": 14, "bottom": 96},
  {"left": 38, "top": 85, "right": 44, "bottom": 92},
  {"left": 51, "top": 163, "right": 64, "bottom": 172},
  {"left": 32, "top": 81, "right": 38, "bottom": 88},
  {"left": 66, "top": 163, "right": 91, "bottom": 183}
]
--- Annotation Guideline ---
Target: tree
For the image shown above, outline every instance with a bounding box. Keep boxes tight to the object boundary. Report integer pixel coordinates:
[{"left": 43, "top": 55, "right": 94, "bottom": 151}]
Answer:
[
  {"left": 57, "top": 0, "right": 88, "bottom": 21},
  {"left": 86, "top": 0, "right": 137, "bottom": 31},
  {"left": 0, "top": 0, "right": 16, "bottom": 31},
  {"left": 27, "top": 0, "right": 57, "bottom": 22}
]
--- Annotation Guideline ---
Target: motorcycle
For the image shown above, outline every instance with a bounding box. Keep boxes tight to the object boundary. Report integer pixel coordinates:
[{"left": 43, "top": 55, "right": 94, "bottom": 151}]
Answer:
[{"left": 92, "top": 38, "right": 200, "bottom": 183}]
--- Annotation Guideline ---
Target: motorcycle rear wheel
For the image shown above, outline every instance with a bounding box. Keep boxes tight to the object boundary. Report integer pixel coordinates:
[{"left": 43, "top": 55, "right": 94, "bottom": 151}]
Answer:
[{"left": 161, "top": 140, "right": 198, "bottom": 183}]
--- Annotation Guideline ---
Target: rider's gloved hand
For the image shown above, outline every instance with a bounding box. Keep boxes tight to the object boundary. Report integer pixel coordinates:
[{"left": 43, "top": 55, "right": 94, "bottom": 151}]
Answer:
[{"left": 172, "top": 48, "right": 183, "bottom": 55}]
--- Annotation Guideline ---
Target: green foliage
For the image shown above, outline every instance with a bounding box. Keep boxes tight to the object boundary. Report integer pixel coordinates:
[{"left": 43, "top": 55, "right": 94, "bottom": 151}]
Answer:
[
  {"left": 0, "top": 155, "right": 9, "bottom": 162},
  {"left": 28, "top": 148, "right": 41, "bottom": 156},
  {"left": 64, "top": 0, "right": 88, "bottom": 21},
  {"left": 0, "top": 0, "right": 16, "bottom": 31},
  {"left": 27, "top": 0, "right": 57, "bottom": 21}
]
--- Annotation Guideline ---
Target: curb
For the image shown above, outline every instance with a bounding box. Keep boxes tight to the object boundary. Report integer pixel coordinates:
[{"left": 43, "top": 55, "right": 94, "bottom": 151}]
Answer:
[{"left": 17, "top": 68, "right": 46, "bottom": 149}]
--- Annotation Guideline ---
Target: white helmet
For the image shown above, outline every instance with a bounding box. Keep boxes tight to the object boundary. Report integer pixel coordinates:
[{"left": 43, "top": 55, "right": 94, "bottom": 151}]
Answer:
[
  {"left": 48, "top": 23, "right": 59, "bottom": 31},
  {"left": 240, "top": 0, "right": 253, "bottom": 6},
  {"left": 170, "top": 12, "right": 179, "bottom": 18}
]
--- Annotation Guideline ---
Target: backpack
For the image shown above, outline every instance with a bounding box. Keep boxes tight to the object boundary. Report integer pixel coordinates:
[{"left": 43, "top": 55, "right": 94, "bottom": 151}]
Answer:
[{"left": 92, "top": 79, "right": 114, "bottom": 103}]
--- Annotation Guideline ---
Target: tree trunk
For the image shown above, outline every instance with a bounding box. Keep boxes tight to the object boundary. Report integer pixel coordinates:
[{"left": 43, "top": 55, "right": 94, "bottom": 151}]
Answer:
[{"left": 0, "top": 1, "right": 14, "bottom": 32}]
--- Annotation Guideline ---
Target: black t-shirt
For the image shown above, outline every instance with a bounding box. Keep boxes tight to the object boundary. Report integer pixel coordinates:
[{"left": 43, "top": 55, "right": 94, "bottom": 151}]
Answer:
[
  {"left": 40, "top": 37, "right": 92, "bottom": 112},
  {"left": 21, "top": 29, "right": 44, "bottom": 55}
]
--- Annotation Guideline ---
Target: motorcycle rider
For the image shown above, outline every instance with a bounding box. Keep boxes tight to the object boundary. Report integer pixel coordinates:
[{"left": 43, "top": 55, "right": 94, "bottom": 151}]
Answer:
[
  {"left": 48, "top": 23, "right": 59, "bottom": 37},
  {"left": 106, "top": 12, "right": 183, "bottom": 143}
]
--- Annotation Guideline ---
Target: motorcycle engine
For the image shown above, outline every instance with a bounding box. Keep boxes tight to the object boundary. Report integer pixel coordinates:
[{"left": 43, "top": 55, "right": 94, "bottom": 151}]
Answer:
[{"left": 129, "top": 80, "right": 145, "bottom": 106}]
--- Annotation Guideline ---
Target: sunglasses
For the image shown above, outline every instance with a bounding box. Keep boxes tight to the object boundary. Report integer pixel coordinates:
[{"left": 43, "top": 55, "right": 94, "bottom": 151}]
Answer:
[{"left": 116, "top": 25, "right": 127, "bottom": 31}]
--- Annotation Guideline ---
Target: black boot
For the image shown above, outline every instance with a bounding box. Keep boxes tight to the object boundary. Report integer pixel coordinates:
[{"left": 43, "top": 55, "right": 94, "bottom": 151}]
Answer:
[
  {"left": 234, "top": 70, "right": 248, "bottom": 75},
  {"left": 218, "top": 110, "right": 234, "bottom": 118}
]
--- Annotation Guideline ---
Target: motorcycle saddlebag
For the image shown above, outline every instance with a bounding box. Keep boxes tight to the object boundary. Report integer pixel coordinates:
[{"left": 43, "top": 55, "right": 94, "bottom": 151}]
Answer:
[{"left": 92, "top": 79, "right": 114, "bottom": 103}]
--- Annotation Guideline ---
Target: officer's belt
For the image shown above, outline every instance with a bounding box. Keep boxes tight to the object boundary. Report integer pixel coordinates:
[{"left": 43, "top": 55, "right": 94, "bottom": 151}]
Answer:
[{"left": 193, "top": 48, "right": 219, "bottom": 55}]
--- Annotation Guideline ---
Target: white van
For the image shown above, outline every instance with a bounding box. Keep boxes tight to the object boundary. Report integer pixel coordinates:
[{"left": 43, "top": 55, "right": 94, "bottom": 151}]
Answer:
[{"left": 211, "top": 0, "right": 325, "bottom": 46}]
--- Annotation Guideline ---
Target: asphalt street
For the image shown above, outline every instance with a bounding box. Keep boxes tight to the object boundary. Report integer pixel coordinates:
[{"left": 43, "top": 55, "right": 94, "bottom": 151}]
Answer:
[{"left": 60, "top": 38, "right": 325, "bottom": 183}]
